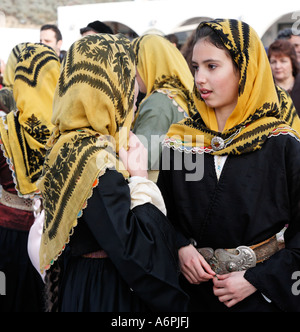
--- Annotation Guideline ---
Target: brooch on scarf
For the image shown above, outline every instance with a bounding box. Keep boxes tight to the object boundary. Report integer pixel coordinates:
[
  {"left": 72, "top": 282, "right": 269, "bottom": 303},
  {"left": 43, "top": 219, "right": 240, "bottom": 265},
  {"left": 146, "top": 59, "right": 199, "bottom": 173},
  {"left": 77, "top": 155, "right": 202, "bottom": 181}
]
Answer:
[
  {"left": 211, "top": 136, "right": 225, "bottom": 151},
  {"left": 210, "top": 126, "right": 245, "bottom": 152}
]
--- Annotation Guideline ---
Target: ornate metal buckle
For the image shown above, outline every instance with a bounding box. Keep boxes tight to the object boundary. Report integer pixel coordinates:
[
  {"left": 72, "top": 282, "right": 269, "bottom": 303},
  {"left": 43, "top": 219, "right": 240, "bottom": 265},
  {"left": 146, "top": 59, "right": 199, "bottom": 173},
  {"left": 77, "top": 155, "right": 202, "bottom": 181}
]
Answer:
[
  {"left": 197, "top": 246, "right": 257, "bottom": 275},
  {"left": 211, "top": 136, "right": 225, "bottom": 151}
]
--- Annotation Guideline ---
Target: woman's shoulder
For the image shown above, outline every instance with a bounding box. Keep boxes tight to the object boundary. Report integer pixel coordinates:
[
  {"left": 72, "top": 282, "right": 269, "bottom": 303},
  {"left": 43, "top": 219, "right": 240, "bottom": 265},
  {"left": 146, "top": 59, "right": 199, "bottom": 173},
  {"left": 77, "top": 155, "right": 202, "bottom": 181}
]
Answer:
[
  {"left": 138, "top": 90, "right": 185, "bottom": 122},
  {"left": 266, "top": 128, "right": 300, "bottom": 163},
  {"left": 141, "top": 91, "right": 175, "bottom": 110}
]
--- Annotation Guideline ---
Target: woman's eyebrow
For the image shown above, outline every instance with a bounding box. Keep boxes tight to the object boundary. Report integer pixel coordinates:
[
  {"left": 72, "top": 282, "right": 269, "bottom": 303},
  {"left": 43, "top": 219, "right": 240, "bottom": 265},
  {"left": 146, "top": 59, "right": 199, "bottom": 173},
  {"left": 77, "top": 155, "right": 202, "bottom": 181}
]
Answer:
[
  {"left": 192, "top": 59, "right": 221, "bottom": 65},
  {"left": 202, "top": 58, "right": 221, "bottom": 63}
]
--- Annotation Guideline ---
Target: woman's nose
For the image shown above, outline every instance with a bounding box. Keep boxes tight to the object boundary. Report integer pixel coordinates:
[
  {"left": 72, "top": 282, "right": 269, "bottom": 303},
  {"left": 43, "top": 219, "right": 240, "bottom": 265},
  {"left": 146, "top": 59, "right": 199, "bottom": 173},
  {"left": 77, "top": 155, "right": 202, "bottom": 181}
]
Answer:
[{"left": 195, "top": 69, "right": 207, "bottom": 86}]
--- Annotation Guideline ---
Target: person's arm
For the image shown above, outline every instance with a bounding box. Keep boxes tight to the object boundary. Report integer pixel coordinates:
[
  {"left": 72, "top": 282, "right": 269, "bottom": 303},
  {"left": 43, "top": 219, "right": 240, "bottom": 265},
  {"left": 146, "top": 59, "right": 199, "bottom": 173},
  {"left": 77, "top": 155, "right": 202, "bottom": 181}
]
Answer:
[
  {"left": 82, "top": 169, "right": 189, "bottom": 312},
  {"left": 85, "top": 133, "right": 188, "bottom": 311},
  {"left": 157, "top": 148, "right": 215, "bottom": 284},
  {"left": 244, "top": 137, "right": 300, "bottom": 311},
  {"left": 157, "top": 148, "right": 190, "bottom": 249}
]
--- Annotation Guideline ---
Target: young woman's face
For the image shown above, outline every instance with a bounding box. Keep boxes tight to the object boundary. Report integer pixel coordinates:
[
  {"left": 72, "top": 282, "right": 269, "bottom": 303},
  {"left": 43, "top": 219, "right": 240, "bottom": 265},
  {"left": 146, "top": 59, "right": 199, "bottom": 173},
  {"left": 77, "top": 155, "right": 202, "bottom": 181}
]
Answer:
[
  {"left": 192, "top": 40, "right": 240, "bottom": 116},
  {"left": 269, "top": 55, "right": 293, "bottom": 83}
]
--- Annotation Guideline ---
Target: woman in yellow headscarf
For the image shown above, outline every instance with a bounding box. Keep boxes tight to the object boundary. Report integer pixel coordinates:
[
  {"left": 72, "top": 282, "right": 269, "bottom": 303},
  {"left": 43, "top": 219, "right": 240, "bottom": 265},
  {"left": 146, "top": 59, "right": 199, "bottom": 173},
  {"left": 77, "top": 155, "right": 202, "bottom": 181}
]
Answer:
[
  {"left": 33, "top": 34, "right": 188, "bottom": 312},
  {"left": 132, "top": 34, "right": 195, "bottom": 181},
  {"left": 157, "top": 19, "right": 300, "bottom": 312},
  {"left": 0, "top": 43, "right": 29, "bottom": 115},
  {"left": 0, "top": 43, "right": 60, "bottom": 312}
]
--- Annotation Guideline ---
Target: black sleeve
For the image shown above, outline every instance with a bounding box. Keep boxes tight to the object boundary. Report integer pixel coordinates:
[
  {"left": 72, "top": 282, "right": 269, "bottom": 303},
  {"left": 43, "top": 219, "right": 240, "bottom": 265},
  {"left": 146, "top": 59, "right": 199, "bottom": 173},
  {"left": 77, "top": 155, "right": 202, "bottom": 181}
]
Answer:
[
  {"left": 82, "top": 168, "right": 189, "bottom": 312},
  {"left": 157, "top": 148, "right": 191, "bottom": 248},
  {"left": 245, "top": 137, "right": 300, "bottom": 312}
]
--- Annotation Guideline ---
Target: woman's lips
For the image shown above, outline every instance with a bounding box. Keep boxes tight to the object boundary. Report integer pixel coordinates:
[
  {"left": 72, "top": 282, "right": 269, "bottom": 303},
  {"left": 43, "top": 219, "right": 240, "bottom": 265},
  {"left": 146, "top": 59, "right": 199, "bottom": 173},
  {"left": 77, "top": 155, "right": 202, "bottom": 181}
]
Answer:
[{"left": 200, "top": 89, "right": 212, "bottom": 100}]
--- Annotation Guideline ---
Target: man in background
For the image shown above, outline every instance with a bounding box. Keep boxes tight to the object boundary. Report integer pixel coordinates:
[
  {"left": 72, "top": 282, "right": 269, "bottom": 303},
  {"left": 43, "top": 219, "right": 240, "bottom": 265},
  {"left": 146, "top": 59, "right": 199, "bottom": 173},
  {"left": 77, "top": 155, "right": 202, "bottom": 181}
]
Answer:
[{"left": 40, "top": 24, "right": 66, "bottom": 62}]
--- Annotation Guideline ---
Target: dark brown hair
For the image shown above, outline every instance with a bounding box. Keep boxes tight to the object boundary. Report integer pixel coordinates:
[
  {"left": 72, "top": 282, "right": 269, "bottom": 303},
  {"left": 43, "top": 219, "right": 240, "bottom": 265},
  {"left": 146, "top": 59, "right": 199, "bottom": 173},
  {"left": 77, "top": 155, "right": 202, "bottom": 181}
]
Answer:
[
  {"left": 41, "top": 24, "right": 62, "bottom": 42},
  {"left": 268, "top": 39, "right": 299, "bottom": 77}
]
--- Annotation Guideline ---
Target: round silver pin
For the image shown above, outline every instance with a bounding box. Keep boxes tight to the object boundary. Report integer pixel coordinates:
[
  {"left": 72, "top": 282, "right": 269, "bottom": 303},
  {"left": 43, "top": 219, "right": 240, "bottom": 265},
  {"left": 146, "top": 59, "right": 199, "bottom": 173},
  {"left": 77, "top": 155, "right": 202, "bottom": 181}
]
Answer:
[{"left": 211, "top": 136, "right": 225, "bottom": 151}]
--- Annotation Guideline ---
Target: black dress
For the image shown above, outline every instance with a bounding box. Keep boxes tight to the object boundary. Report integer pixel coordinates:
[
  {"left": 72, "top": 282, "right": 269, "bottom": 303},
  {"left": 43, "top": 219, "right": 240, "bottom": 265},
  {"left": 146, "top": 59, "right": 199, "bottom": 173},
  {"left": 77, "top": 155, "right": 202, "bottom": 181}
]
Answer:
[
  {"left": 290, "top": 74, "right": 300, "bottom": 117},
  {"left": 157, "top": 134, "right": 300, "bottom": 312},
  {"left": 58, "top": 169, "right": 189, "bottom": 312},
  {"left": 0, "top": 150, "right": 44, "bottom": 312}
]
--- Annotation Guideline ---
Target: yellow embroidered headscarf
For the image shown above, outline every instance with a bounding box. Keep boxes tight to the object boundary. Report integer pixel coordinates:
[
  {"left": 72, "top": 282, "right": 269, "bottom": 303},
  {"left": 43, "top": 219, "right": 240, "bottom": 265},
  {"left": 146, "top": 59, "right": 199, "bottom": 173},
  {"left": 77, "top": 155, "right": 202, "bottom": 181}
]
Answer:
[
  {"left": 132, "top": 34, "right": 195, "bottom": 115},
  {"left": 165, "top": 19, "right": 300, "bottom": 155},
  {"left": 37, "top": 34, "right": 136, "bottom": 273},
  {"left": 2, "top": 43, "right": 29, "bottom": 90},
  {"left": 0, "top": 43, "right": 60, "bottom": 196},
  {"left": 0, "top": 43, "right": 29, "bottom": 113}
]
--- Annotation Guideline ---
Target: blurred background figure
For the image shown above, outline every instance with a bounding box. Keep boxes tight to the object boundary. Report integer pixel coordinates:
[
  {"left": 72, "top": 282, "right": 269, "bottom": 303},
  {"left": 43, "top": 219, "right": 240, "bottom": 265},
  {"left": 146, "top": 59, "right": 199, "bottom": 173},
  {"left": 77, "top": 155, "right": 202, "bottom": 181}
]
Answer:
[
  {"left": 40, "top": 24, "right": 66, "bottom": 62},
  {"left": 268, "top": 39, "right": 300, "bottom": 116},
  {"left": 132, "top": 34, "right": 195, "bottom": 182},
  {"left": 277, "top": 28, "right": 300, "bottom": 65},
  {"left": 80, "top": 20, "right": 113, "bottom": 37},
  {"left": 165, "top": 33, "right": 179, "bottom": 48},
  {"left": 0, "top": 59, "right": 5, "bottom": 89}
]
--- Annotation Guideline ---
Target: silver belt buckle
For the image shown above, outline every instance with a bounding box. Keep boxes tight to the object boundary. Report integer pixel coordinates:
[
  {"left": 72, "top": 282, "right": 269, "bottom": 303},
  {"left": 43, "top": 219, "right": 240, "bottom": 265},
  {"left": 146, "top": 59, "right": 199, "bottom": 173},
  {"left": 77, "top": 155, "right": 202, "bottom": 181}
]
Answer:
[{"left": 198, "top": 246, "right": 257, "bottom": 275}]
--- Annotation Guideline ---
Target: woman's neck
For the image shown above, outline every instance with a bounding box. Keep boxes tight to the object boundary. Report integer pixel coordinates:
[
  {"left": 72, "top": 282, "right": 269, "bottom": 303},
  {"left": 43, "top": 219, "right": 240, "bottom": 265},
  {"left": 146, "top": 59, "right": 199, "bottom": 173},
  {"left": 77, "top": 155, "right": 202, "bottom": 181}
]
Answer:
[
  {"left": 276, "top": 76, "right": 295, "bottom": 92},
  {"left": 215, "top": 107, "right": 236, "bottom": 132}
]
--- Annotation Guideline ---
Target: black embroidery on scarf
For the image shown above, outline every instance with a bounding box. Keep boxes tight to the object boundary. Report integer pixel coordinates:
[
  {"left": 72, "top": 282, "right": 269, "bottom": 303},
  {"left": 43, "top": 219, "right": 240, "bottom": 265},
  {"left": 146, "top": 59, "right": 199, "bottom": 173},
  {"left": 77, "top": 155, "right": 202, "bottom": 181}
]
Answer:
[
  {"left": 153, "top": 74, "right": 184, "bottom": 92},
  {"left": 238, "top": 22, "right": 250, "bottom": 95},
  {"left": 42, "top": 134, "right": 94, "bottom": 232},
  {"left": 284, "top": 102, "right": 297, "bottom": 126},
  {"left": 24, "top": 114, "right": 50, "bottom": 145},
  {"left": 203, "top": 20, "right": 251, "bottom": 96},
  {"left": 12, "top": 113, "right": 50, "bottom": 182},
  {"left": 14, "top": 112, "right": 26, "bottom": 162},
  {"left": 131, "top": 35, "right": 147, "bottom": 66},
  {"left": 58, "top": 34, "right": 135, "bottom": 122},
  {"left": 209, "top": 19, "right": 234, "bottom": 51},
  {"left": 182, "top": 101, "right": 282, "bottom": 152},
  {"left": 153, "top": 74, "right": 195, "bottom": 115},
  {"left": 276, "top": 86, "right": 298, "bottom": 127},
  {"left": 231, "top": 120, "right": 285, "bottom": 148},
  {"left": 59, "top": 61, "right": 116, "bottom": 99},
  {"left": 21, "top": 114, "right": 50, "bottom": 181},
  {"left": 42, "top": 134, "right": 113, "bottom": 239},
  {"left": 229, "top": 20, "right": 241, "bottom": 53},
  {"left": 12, "top": 44, "right": 23, "bottom": 60},
  {"left": 15, "top": 45, "right": 58, "bottom": 87}
]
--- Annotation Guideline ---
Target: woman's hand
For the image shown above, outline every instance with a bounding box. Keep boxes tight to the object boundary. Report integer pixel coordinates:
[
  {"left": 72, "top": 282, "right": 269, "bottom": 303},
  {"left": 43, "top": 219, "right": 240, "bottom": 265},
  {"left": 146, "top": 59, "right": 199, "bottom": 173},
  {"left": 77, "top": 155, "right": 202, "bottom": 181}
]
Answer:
[
  {"left": 119, "top": 131, "right": 148, "bottom": 178},
  {"left": 213, "top": 271, "right": 257, "bottom": 308},
  {"left": 179, "top": 244, "right": 216, "bottom": 284}
]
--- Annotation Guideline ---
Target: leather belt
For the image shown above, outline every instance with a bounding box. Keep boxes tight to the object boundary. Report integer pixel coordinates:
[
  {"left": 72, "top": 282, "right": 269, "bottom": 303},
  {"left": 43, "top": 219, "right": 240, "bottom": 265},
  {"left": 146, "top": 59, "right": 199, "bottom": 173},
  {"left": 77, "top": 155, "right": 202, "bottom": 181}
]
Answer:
[
  {"left": 197, "top": 235, "right": 279, "bottom": 275},
  {"left": 0, "top": 188, "right": 34, "bottom": 211}
]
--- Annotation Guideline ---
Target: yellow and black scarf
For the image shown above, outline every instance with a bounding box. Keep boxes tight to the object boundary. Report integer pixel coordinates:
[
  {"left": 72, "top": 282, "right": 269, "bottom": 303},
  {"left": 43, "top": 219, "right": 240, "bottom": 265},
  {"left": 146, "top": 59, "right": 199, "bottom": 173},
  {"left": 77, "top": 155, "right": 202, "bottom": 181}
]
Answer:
[
  {"left": 0, "top": 43, "right": 29, "bottom": 113},
  {"left": 164, "top": 19, "right": 300, "bottom": 155},
  {"left": 0, "top": 43, "right": 60, "bottom": 196},
  {"left": 132, "top": 34, "right": 195, "bottom": 116},
  {"left": 2, "top": 43, "right": 29, "bottom": 90},
  {"left": 37, "top": 34, "right": 136, "bottom": 274}
]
